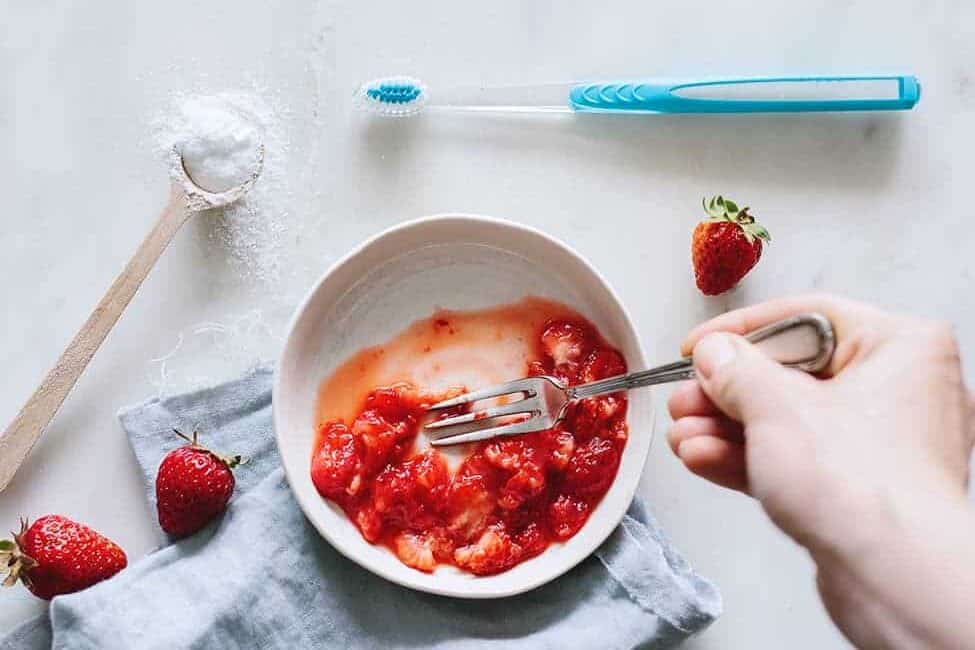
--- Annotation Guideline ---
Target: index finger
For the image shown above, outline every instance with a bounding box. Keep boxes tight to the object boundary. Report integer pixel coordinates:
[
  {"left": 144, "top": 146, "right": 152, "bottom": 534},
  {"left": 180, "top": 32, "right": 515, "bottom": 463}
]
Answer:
[{"left": 681, "top": 293, "right": 897, "bottom": 376}]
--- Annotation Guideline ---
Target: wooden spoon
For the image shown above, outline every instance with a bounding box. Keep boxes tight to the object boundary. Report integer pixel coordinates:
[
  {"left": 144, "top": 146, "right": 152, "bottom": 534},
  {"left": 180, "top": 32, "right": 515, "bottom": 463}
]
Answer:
[{"left": 0, "top": 145, "right": 264, "bottom": 491}]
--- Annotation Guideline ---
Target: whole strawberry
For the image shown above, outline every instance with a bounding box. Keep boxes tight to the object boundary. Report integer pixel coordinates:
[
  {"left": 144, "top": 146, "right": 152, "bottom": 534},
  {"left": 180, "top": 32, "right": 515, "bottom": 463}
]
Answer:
[
  {"left": 692, "top": 195, "right": 771, "bottom": 296},
  {"left": 156, "top": 429, "right": 244, "bottom": 538},
  {"left": 0, "top": 515, "right": 127, "bottom": 600}
]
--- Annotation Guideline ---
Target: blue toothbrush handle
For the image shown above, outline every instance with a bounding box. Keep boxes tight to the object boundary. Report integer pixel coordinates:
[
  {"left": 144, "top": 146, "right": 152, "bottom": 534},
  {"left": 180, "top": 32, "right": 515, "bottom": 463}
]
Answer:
[{"left": 568, "top": 75, "right": 920, "bottom": 114}]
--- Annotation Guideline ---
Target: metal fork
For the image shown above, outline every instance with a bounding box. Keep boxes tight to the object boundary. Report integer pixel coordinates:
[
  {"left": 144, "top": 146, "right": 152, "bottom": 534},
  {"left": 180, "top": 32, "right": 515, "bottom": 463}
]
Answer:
[{"left": 424, "top": 312, "right": 835, "bottom": 446}]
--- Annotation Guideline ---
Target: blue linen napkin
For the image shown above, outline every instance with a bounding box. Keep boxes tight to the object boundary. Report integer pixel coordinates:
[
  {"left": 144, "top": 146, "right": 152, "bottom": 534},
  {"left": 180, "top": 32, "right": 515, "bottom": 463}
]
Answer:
[{"left": 1, "top": 366, "right": 720, "bottom": 649}]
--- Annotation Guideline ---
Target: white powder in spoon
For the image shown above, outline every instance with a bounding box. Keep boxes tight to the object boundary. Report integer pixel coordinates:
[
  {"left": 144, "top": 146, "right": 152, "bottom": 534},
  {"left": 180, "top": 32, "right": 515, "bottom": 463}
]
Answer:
[{"left": 174, "top": 96, "right": 262, "bottom": 193}]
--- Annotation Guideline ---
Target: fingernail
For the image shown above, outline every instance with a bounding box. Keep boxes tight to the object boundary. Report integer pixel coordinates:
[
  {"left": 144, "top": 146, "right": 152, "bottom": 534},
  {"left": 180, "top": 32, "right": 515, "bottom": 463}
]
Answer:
[
  {"left": 675, "top": 438, "right": 688, "bottom": 459},
  {"left": 693, "top": 334, "right": 737, "bottom": 379}
]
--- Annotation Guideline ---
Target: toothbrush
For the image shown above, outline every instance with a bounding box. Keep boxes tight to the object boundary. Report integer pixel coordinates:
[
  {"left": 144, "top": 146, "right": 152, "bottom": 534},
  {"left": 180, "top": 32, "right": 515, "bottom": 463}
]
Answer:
[{"left": 355, "top": 74, "right": 920, "bottom": 117}]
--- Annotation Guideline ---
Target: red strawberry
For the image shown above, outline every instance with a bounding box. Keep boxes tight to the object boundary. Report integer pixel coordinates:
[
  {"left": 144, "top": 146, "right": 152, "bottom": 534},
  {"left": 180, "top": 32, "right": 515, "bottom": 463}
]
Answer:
[
  {"left": 540, "top": 320, "right": 592, "bottom": 367},
  {"left": 692, "top": 195, "right": 771, "bottom": 296},
  {"left": 311, "top": 421, "right": 362, "bottom": 501},
  {"left": 0, "top": 515, "right": 127, "bottom": 600},
  {"left": 547, "top": 494, "right": 590, "bottom": 541},
  {"left": 155, "top": 429, "right": 244, "bottom": 538}
]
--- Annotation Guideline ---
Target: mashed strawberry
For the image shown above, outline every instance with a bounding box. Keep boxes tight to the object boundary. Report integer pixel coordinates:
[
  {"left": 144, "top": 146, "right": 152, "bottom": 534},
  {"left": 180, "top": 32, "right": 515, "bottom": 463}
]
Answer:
[{"left": 311, "top": 308, "right": 628, "bottom": 575}]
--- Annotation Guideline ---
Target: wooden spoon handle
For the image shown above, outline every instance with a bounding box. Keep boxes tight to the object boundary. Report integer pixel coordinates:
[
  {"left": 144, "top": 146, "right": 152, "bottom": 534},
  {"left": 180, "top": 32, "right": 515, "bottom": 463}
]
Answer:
[{"left": 0, "top": 190, "right": 191, "bottom": 491}]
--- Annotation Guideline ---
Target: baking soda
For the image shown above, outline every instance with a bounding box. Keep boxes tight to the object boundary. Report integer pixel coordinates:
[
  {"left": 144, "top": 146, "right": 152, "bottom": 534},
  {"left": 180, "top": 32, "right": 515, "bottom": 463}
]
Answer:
[
  {"left": 174, "top": 97, "right": 262, "bottom": 193},
  {"left": 152, "top": 91, "right": 294, "bottom": 285}
]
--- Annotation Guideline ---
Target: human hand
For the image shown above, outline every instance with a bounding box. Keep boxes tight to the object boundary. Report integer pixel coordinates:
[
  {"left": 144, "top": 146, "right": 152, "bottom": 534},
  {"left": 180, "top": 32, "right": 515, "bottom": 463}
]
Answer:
[{"left": 667, "top": 294, "right": 975, "bottom": 649}]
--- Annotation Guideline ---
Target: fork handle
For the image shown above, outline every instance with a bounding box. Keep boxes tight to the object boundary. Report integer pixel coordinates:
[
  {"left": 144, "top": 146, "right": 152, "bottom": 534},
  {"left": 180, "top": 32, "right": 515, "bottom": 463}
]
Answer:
[{"left": 568, "top": 313, "right": 835, "bottom": 400}]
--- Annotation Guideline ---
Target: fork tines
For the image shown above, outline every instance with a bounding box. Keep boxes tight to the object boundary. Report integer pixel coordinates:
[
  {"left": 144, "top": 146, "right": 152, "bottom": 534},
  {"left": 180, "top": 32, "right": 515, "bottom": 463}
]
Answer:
[
  {"left": 424, "top": 378, "right": 539, "bottom": 413},
  {"left": 423, "top": 378, "right": 544, "bottom": 446}
]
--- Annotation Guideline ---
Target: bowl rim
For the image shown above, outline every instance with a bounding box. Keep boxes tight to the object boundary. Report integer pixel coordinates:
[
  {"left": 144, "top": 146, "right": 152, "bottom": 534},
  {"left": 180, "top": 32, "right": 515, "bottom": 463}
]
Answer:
[{"left": 273, "top": 213, "right": 654, "bottom": 598}]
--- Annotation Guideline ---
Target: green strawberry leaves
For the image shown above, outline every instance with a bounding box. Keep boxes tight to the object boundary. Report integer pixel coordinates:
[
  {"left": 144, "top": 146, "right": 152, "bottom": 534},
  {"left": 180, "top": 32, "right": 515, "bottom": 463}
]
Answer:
[
  {"left": 704, "top": 195, "right": 740, "bottom": 219},
  {"left": 702, "top": 195, "right": 771, "bottom": 245},
  {"left": 744, "top": 222, "right": 771, "bottom": 243},
  {"left": 0, "top": 525, "right": 37, "bottom": 590}
]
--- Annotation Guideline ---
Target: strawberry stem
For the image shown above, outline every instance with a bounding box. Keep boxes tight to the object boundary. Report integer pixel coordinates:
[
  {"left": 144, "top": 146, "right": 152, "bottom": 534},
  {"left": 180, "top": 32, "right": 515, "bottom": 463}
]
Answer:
[
  {"left": 1, "top": 519, "right": 37, "bottom": 590},
  {"left": 172, "top": 429, "right": 247, "bottom": 470},
  {"left": 222, "top": 454, "right": 247, "bottom": 469},
  {"left": 702, "top": 195, "right": 771, "bottom": 244}
]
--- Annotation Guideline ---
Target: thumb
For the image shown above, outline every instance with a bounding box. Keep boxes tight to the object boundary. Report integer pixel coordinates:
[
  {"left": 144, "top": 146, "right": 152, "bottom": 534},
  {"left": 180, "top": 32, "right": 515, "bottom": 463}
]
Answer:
[{"left": 692, "top": 332, "right": 806, "bottom": 424}]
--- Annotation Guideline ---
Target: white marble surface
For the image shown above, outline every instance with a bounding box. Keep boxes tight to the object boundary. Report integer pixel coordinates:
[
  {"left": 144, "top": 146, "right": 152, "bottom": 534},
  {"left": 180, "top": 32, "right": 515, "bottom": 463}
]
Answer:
[{"left": 2, "top": 1, "right": 973, "bottom": 647}]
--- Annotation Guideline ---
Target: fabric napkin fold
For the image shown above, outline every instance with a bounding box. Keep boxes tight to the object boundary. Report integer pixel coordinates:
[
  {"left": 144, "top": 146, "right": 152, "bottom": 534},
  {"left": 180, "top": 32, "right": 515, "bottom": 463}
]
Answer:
[{"left": 2, "top": 366, "right": 720, "bottom": 650}]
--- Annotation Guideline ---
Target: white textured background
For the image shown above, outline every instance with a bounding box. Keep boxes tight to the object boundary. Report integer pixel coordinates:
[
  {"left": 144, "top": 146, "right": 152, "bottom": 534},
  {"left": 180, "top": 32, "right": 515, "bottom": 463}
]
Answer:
[{"left": 2, "top": 1, "right": 973, "bottom": 647}]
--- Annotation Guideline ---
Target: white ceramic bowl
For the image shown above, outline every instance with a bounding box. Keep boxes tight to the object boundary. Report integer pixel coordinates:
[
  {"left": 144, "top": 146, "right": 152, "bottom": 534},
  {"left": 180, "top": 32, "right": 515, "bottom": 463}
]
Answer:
[{"left": 274, "top": 215, "right": 653, "bottom": 598}]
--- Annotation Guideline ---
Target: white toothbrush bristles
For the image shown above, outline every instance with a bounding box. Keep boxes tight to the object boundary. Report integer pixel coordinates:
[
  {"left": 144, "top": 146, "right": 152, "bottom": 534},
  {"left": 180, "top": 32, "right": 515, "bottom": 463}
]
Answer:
[{"left": 355, "top": 76, "right": 428, "bottom": 117}]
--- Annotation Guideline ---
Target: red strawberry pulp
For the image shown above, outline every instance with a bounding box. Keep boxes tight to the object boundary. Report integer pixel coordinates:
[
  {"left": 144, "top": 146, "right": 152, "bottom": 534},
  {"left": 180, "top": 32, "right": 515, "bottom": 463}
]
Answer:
[{"left": 310, "top": 297, "right": 628, "bottom": 576}]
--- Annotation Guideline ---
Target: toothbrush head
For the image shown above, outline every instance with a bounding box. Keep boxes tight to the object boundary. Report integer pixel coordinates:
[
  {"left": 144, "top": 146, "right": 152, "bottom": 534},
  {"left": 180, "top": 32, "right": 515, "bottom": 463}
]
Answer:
[{"left": 355, "top": 76, "right": 428, "bottom": 117}]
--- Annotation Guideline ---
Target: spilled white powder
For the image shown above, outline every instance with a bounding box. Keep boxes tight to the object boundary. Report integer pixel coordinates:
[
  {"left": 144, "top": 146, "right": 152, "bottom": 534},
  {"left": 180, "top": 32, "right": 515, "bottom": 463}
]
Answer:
[
  {"left": 174, "top": 97, "right": 261, "bottom": 193},
  {"left": 152, "top": 91, "right": 294, "bottom": 285}
]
